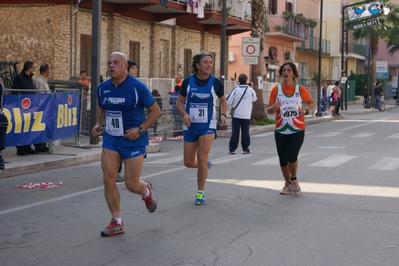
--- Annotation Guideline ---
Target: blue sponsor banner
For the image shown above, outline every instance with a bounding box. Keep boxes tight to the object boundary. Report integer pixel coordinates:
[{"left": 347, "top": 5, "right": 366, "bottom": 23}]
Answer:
[
  {"left": 3, "top": 91, "right": 81, "bottom": 147},
  {"left": 52, "top": 91, "right": 81, "bottom": 140}
]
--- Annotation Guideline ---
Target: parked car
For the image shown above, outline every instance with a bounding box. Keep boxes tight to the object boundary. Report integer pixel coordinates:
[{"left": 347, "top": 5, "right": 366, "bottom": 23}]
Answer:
[
  {"left": 48, "top": 79, "right": 84, "bottom": 92},
  {"left": 392, "top": 88, "right": 397, "bottom": 100}
]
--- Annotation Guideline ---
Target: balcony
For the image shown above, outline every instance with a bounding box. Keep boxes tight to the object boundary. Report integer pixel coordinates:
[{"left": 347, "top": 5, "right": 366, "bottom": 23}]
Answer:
[
  {"left": 69, "top": 0, "right": 252, "bottom": 36},
  {"left": 297, "top": 37, "right": 331, "bottom": 55},
  {"left": 340, "top": 42, "right": 368, "bottom": 59},
  {"left": 265, "top": 14, "right": 313, "bottom": 42}
]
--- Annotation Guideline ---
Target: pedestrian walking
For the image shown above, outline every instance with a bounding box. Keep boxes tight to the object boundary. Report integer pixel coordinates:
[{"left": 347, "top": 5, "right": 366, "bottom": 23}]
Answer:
[
  {"left": 91, "top": 52, "right": 161, "bottom": 237},
  {"left": 226, "top": 73, "right": 257, "bottom": 154},
  {"left": 374, "top": 80, "right": 383, "bottom": 111},
  {"left": 266, "top": 62, "right": 314, "bottom": 196}
]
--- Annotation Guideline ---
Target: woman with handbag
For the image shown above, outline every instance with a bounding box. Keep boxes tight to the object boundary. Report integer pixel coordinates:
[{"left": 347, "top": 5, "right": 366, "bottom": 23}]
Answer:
[
  {"left": 267, "top": 62, "right": 314, "bottom": 196},
  {"left": 330, "top": 86, "right": 338, "bottom": 116}
]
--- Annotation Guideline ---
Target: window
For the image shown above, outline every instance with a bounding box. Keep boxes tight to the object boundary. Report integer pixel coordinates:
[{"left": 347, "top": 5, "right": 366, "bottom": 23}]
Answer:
[
  {"left": 80, "top": 34, "right": 91, "bottom": 76},
  {"left": 129, "top": 41, "right": 140, "bottom": 77},
  {"left": 269, "top": 0, "right": 277, "bottom": 15},
  {"left": 285, "top": 1, "right": 293, "bottom": 12},
  {"left": 184, "top": 49, "right": 192, "bottom": 78}
]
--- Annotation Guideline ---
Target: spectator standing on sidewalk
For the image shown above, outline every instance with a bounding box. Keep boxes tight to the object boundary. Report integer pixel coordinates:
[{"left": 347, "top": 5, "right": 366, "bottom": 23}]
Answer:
[
  {"left": 326, "top": 80, "right": 333, "bottom": 110},
  {"left": 169, "top": 85, "right": 183, "bottom": 137},
  {"left": 266, "top": 61, "right": 314, "bottom": 196},
  {"left": 0, "top": 78, "right": 8, "bottom": 170},
  {"left": 12, "top": 61, "right": 39, "bottom": 156},
  {"left": 33, "top": 63, "right": 51, "bottom": 153},
  {"left": 91, "top": 52, "right": 161, "bottom": 237},
  {"left": 334, "top": 81, "right": 342, "bottom": 116},
  {"left": 151, "top": 89, "right": 162, "bottom": 135},
  {"left": 226, "top": 73, "right": 257, "bottom": 154},
  {"left": 176, "top": 51, "right": 228, "bottom": 205},
  {"left": 168, "top": 74, "right": 183, "bottom": 94},
  {"left": 128, "top": 60, "right": 138, "bottom": 77},
  {"left": 374, "top": 80, "right": 383, "bottom": 111}
]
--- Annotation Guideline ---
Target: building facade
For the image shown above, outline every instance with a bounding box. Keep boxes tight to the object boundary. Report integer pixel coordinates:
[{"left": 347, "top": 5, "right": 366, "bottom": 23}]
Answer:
[{"left": 0, "top": 0, "right": 251, "bottom": 83}]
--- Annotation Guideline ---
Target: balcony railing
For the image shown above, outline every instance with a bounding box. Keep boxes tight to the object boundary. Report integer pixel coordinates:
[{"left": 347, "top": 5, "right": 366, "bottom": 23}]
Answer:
[
  {"left": 202, "top": 0, "right": 252, "bottom": 21},
  {"left": 348, "top": 43, "right": 367, "bottom": 56},
  {"left": 298, "top": 37, "right": 331, "bottom": 55},
  {"left": 266, "top": 15, "right": 309, "bottom": 40},
  {"left": 340, "top": 42, "right": 368, "bottom": 57}
]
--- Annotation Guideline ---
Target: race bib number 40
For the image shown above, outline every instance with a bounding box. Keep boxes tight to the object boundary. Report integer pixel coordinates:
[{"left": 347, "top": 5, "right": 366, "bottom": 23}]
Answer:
[
  {"left": 105, "top": 110, "right": 124, "bottom": 136},
  {"left": 189, "top": 103, "right": 208, "bottom": 123}
]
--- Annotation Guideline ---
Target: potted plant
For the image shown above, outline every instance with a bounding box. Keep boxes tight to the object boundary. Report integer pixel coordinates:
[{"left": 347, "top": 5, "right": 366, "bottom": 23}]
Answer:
[
  {"left": 294, "top": 13, "right": 306, "bottom": 23},
  {"left": 307, "top": 18, "right": 317, "bottom": 28},
  {"left": 282, "top": 11, "right": 294, "bottom": 19}
]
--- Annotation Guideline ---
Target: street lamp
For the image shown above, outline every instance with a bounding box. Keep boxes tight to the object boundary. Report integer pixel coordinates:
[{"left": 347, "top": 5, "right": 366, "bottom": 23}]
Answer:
[
  {"left": 217, "top": 0, "right": 227, "bottom": 130},
  {"left": 315, "top": 0, "right": 324, "bottom": 117}
]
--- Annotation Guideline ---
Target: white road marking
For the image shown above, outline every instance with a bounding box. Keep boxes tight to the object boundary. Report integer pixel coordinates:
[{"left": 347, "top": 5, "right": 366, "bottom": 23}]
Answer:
[
  {"left": 252, "top": 154, "right": 306, "bottom": 166},
  {"left": 252, "top": 132, "right": 274, "bottom": 138},
  {"left": 144, "top": 155, "right": 183, "bottom": 165},
  {"left": 386, "top": 133, "right": 399, "bottom": 139},
  {"left": 351, "top": 133, "right": 375, "bottom": 138},
  {"left": 207, "top": 179, "right": 399, "bottom": 198},
  {"left": 212, "top": 154, "right": 255, "bottom": 164},
  {"left": 309, "top": 154, "right": 357, "bottom": 167},
  {"left": 369, "top": 157, "right": 399, "bottom": 171},
  {"left": 315, "top": 132, "right": 343, "bottom": 137},
  {"left": 0, "top": 166, "right": 186, "bottom": 216}
]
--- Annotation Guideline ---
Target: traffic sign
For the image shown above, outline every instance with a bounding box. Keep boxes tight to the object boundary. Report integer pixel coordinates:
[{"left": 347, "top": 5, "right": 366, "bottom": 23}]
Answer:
[
  {"left": 243, "top": 57, "right": 258, "bottom": 65},
  {"left": 242, "top": 37, "right": 260, "bottom": 57}
]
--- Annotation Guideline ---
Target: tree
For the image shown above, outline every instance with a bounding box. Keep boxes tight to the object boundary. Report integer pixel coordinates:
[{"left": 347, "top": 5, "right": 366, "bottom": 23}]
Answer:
[
  {"left": 352, "top": 0, "right": 399, "bottom": 89},
  {"left": 250, "top": 0, "right": 267, "bottom": 121}
]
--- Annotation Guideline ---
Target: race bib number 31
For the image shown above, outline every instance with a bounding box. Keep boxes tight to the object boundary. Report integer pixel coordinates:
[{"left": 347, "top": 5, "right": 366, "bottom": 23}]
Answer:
[
  {"left": 105, "top": 110, "right": 124, "bottom": 136},
  {"left": 189, "top": 103, "right": 208, "bottom": 123}
]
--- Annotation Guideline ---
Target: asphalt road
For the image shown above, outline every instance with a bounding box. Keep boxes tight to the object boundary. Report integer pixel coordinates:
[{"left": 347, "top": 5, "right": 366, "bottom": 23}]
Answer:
[{"left": 1, "top": 109, "right": 399, "bottom": 266}]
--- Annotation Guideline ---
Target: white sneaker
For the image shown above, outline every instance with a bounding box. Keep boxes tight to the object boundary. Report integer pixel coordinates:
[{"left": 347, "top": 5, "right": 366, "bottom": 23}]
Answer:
[{"left": 116, "top": 173, "right": 125, "bottom": 182}]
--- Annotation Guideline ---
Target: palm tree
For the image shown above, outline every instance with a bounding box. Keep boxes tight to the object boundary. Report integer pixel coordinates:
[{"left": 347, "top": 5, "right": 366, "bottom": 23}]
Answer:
[
  {"left": 250, "top": 0, "right": 267, "bottom": 121},
  {"left": 352, "top": 0, "right": 399, "bottom": 88}
]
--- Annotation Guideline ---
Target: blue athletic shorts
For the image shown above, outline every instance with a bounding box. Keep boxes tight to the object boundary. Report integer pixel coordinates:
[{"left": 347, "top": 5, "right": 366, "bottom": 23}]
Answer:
[
  {"left": 103, "top": 135, "right": 146, "bottom": 160},
  {"left": 183, "top": 128, "right": 216, "bottom": 143}
]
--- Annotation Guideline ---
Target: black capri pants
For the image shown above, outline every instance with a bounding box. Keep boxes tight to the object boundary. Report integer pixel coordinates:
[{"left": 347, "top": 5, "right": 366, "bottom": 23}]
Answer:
[{"left": 274, "top": 130, "right": 305, "bottom": 167}]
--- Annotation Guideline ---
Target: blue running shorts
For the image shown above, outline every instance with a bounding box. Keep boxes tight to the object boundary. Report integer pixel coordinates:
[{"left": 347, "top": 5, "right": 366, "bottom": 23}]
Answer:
[
  {"left": 103, "top": 135, "right": 146, "bottom": 159},
  {"left": 183, "top": 128, "right": 216, "bottom": 143}
]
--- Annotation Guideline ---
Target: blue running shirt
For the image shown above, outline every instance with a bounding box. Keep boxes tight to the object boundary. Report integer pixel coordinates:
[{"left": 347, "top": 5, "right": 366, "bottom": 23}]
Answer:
[
  {"left": 97, "top": 75, "right": 155, "bottom": 147},
  {"left": 180, "top": 74, "right": 224, "bottom": 130}
]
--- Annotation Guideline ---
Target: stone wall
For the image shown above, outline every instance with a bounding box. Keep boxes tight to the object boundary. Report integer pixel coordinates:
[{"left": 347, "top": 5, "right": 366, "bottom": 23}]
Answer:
[{"left": 0, "top": 4, "right": 223, "bottom": 82}]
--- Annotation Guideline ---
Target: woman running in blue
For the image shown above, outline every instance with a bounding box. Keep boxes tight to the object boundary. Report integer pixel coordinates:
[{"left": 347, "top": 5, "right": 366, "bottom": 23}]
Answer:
[{"left": 176, "top": 51, "right": 228, "bottom": 205}]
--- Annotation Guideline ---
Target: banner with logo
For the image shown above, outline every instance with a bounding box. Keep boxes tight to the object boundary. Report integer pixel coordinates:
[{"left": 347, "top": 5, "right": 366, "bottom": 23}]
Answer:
[{"left": 3, "top": 91, "right": 81, "bottom": 147}]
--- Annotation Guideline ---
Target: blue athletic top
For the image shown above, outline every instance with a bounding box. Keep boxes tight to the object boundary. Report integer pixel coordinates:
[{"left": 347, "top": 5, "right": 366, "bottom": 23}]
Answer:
[
  {"left": 180, "top": 74, "right": 224, "bottom": 130},
  {"left": 97, "top": 75, "right": 155, "bottom": 146}
]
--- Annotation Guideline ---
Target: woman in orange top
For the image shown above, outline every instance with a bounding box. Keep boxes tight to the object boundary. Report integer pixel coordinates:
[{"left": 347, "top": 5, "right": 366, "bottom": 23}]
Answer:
[{"left": 267, "top": 62, "right": 314, "bottom": 196}]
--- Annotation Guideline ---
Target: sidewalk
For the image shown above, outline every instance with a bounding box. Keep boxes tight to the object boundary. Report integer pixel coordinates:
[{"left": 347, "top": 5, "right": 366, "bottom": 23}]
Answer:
[{"left": 1, "top": 100, "right": 397, "bottom": 178}]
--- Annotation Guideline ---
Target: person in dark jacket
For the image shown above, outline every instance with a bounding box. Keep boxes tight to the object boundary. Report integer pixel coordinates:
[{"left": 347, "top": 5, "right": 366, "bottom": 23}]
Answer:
[
  {"left": 11, "top": 61, "right": 39, "bottom": 156},
  {"left": 374, "top": 80, "right": 383, "bottom": 111},
  {"left": 169, "top": 85, "right": 183, "bottom": 137},
  {"left": 0, "top": 78, "right": 8, "bottom": 170}
]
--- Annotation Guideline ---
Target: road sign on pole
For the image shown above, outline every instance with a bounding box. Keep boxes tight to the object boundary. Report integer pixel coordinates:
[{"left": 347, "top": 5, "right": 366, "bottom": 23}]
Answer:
[{"left": 242, "top": 38, "right": 260, "bottom": 57}]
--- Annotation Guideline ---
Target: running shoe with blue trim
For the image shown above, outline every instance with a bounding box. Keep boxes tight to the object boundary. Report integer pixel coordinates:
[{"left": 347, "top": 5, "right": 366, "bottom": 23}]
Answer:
[
  {"left": 207, "top": 159, "right": 212, "bottom": 169},
  {"left": 195, "top": 191, "right": 206, "bottom": 205}
]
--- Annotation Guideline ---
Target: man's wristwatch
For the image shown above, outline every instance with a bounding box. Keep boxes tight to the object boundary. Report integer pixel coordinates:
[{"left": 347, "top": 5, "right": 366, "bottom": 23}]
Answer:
[
  {"left": 221, "top": 113, "right": 227, "bottom": 118},
  {"left": 304, "top": 109, "right": 309, "bottom": 115},
  {"left": 138, "top": 126, "right": 147, "bottom": 135}
]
